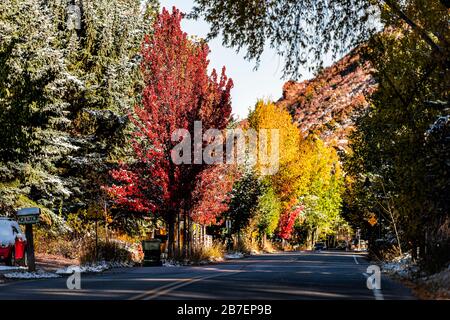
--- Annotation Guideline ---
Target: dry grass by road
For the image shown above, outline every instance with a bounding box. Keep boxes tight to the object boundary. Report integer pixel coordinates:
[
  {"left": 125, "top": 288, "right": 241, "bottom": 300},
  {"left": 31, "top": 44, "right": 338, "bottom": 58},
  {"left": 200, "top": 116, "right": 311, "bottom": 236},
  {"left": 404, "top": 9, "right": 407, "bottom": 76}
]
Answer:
[{"left": 35, "top": 253, "right": 78, "bottom": 272}]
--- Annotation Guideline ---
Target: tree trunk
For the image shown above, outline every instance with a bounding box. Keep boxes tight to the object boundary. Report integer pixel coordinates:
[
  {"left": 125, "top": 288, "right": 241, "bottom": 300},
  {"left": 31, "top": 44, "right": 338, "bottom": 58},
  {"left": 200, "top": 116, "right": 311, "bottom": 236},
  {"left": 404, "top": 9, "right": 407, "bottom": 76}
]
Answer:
[
  {"left": 187, "top": 215, "right": 191, "bottom": 256},
  {"left": 237, "top": 230, "right": 240, "bottom": 249},
  {"left": 182, "top": 209, "right": 187, "bottom": 258},
  {"left": 261, "top": 232, "right": 266, "bottom": 250},
  {"left": 383, "top": 0, "right": 443, "bottom": 54},
  {"left": 167, "top": 210, "right": 176, "bottom": 258},
  {"left": 202, "top": 225, "right": 206, "bottom": 247},
  {"left": 411, "top": 240, "right": 418, "bottom": 261},
  {"left": 177, "top": 209, "right": 181, "bottom": 257}
]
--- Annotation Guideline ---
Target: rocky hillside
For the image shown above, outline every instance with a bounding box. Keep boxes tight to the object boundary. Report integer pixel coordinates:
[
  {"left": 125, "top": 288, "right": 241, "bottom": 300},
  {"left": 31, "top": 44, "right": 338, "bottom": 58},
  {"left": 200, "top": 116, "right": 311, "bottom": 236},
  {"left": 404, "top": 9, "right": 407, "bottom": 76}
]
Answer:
[{"left": 276, "top": 51, "right": 377, "bottom": 150}]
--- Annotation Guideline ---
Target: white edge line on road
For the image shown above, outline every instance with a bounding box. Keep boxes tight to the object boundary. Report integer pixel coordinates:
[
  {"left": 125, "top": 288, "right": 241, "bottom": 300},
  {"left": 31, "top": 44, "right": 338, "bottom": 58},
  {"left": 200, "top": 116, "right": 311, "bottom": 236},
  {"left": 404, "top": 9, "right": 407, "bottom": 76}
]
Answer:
[
  {"left": 373, "top": 290, "right": 384, "bottom": 300},
  {"left": 356, "top": 255, "right": 385, "bottom": 301},
  {"left": 362, "top": 273, "right": 384, "bottom": 300}
]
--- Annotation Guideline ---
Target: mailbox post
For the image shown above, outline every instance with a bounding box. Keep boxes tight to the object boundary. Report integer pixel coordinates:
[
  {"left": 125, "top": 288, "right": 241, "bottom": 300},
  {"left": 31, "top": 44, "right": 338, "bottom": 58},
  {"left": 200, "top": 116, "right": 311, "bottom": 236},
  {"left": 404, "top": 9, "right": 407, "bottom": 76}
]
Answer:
[{"left": 17, "top": 207, "right": 41, "bottom": 272}]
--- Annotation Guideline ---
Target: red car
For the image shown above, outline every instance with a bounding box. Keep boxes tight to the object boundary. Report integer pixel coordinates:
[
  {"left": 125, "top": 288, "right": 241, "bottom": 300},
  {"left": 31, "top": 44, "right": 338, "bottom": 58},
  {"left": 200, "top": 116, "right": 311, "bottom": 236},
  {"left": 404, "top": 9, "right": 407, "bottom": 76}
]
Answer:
[{"left": 0, "top": 218, "right": 27, "bottom": 266}]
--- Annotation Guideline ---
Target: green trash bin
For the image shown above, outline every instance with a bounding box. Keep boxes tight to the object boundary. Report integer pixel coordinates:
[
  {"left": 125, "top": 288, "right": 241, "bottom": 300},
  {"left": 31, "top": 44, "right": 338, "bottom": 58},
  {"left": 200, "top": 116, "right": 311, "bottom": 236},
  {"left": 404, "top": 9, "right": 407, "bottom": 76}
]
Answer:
[
  {"left": 142, "top": 239, "right": 162, "bottom": 267},
  {"left": 142, "top": 239, "right": 162, "bottom": 266}
]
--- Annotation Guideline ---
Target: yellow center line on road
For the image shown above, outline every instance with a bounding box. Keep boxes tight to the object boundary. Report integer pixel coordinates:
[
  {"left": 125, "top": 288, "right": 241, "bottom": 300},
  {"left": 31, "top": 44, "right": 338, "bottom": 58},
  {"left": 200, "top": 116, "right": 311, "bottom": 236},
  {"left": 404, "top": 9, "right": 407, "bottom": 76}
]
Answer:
[
  {"left": 128, "top": 270, "right": 243, "bottom": 300},
  {"left": 130, "top": 254, "right": 308, "bottom": 300}
]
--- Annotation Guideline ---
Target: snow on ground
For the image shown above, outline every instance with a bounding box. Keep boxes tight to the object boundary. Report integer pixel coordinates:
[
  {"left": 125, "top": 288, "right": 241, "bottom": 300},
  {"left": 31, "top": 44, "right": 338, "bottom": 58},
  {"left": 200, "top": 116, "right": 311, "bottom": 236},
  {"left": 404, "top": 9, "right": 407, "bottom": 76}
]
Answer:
[
  {"left": 3, "top": 270, "right": 61, "bottom": 279},
  {"left": 224, "top": 252, "right": 245, "bottom": 259},
  {"left": 2, "top": 261, "right": 134, "bottom": 280},
  {"left": 163, "top": 260, "right": 182, "bottom": 267},
  {"left": 56, "top": 261, "right": 134, "bottom": 275},
  {"left": 56, "top": 264, "right": 108, "bottom": 275},
  {"left": 381, "top": 253, "right": 419, "bottom": 277},
  {"left": 382, "top": 254, "right": 450, "bottom": 299},
  {"left": 0, "top": 266, "right": 26, "bottom": 271}
]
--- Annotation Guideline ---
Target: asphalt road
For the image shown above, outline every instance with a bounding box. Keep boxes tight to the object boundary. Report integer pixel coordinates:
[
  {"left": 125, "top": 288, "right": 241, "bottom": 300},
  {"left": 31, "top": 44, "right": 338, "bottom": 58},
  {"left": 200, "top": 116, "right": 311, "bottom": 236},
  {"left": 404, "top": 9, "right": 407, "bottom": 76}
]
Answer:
[{"left": 0, "top": 251, "right": 415, "bottom": 300}]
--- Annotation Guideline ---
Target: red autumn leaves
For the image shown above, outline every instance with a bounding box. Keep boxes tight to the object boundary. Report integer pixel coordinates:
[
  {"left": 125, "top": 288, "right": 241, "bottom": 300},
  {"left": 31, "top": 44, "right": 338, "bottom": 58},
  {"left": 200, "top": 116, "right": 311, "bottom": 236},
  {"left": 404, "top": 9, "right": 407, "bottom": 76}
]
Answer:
[{"left": 105, "top": 8, "right": 233, "bottom": 229}]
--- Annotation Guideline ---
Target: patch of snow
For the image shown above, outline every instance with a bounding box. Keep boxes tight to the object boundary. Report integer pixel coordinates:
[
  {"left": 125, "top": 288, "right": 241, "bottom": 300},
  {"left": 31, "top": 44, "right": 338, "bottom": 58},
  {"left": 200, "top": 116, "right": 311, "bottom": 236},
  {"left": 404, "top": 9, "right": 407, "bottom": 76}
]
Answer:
[
  {"left": 224, "top": 252, "right": 245, "bottom": 259},
  {"left": 0, "top": 220, "right": 15, "bottom": 245},
  {"left": 55, "top": 261, "right": 133, "bottom": 275},
  {"left": 425, "top": 115, "right": 449, "bottom": 137},
  {"left": 163, "top": 260, "right": 182, "bottom": 267},
  {"left": 0, "top": 266, "right": 26, "bottom": 271},
  {"left": 381, "top": 253, "right": 419, "bottom": 278},
  {"left": 3, "top": 270, "right": 60, "bottom": 279},
  {"left": 62, "top": 72, "right": 84, "bottom": 88}
]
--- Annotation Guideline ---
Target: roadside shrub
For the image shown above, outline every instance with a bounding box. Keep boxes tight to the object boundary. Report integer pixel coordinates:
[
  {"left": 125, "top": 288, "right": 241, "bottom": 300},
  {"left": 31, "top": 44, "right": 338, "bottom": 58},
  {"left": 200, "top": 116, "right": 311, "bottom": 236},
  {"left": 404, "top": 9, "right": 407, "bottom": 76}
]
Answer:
[
  {"left": 234, "top": 237, "right": 259, "bottom": 255},
  {"left": 79, "top": 239, "right": 138, "bottom": 264},
  {"left": 203, "top": 242, "right": 225, "bottom": 261},
  {"left": 262, "top": 240, "right": 277, "bottom": 253},
  {"left": 280, "top": 242, "right": 293, "bottom": 251},
  {"left": 35, "top": 229, "right": 81, "bottom": 260},
  {"left": 188, "top": 242, "right": 225, "bottom": 264},
  {"left": 369, "top": 239, "right": 401, "bottom": 261},
  {"left": 234, "top": 226, "right": 260, "bottom": 254}
]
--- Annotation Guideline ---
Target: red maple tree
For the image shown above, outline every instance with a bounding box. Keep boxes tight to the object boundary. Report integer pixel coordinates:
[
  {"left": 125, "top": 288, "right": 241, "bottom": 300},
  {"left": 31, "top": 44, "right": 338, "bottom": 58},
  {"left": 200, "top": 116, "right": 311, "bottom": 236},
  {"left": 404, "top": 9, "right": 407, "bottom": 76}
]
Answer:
[
  {"left": 105, "top": 7, "right": 233, "bottom": 256},
  {"left": 191, "top": 164, "right": 238, "bottom": 225},
  {"left": 278, "top": 204, "right": 303, "bottom": 240}
]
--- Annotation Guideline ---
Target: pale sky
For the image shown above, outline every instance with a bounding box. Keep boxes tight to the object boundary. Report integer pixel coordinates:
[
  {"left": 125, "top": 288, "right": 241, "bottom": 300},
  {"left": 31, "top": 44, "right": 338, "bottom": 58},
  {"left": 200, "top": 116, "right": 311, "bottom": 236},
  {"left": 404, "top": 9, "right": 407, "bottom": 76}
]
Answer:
[
  {"left": 153, "top": 1, "right": 360, "bottom": 119},
  {"left": 158, "top": 0, "right": 303, "bottom": 120}
]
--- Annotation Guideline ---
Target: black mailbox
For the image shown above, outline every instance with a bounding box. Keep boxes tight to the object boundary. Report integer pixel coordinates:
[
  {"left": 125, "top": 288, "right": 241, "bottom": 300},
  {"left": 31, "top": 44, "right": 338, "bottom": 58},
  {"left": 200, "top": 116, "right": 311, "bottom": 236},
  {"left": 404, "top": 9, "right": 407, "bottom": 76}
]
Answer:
[{"left": 142, "top": 239, "right": 162, "bottom": 266}]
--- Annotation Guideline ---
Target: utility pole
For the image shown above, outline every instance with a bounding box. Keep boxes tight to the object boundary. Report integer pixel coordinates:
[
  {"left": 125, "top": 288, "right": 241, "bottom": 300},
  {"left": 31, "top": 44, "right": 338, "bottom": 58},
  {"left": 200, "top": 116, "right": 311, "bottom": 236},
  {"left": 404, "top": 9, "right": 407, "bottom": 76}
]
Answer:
[
  {"left": 357, "top": 228, "right": 361, "bottom": 251},
  {"left": 95, "top": 220, "right": 98, "bottom": 262}
]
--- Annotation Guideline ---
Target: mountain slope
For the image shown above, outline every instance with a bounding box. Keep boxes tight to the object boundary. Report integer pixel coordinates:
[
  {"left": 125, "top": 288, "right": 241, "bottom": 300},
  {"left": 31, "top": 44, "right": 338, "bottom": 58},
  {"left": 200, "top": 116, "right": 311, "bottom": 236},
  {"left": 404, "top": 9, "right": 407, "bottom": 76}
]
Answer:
[{"left": 276, "top": 51, "right": 377, "bottom": 149}]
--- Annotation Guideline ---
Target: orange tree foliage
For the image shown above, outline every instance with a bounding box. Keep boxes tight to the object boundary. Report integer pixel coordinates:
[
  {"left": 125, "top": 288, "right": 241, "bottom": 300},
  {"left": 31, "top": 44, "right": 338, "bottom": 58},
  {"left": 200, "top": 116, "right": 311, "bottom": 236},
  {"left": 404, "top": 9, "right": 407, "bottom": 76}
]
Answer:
[
  {"left": 247, "top": 100, "right": 344, "bottom": 240},
  {"left": 248, "top": 101, "right": 304, "bottom": 239}
]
